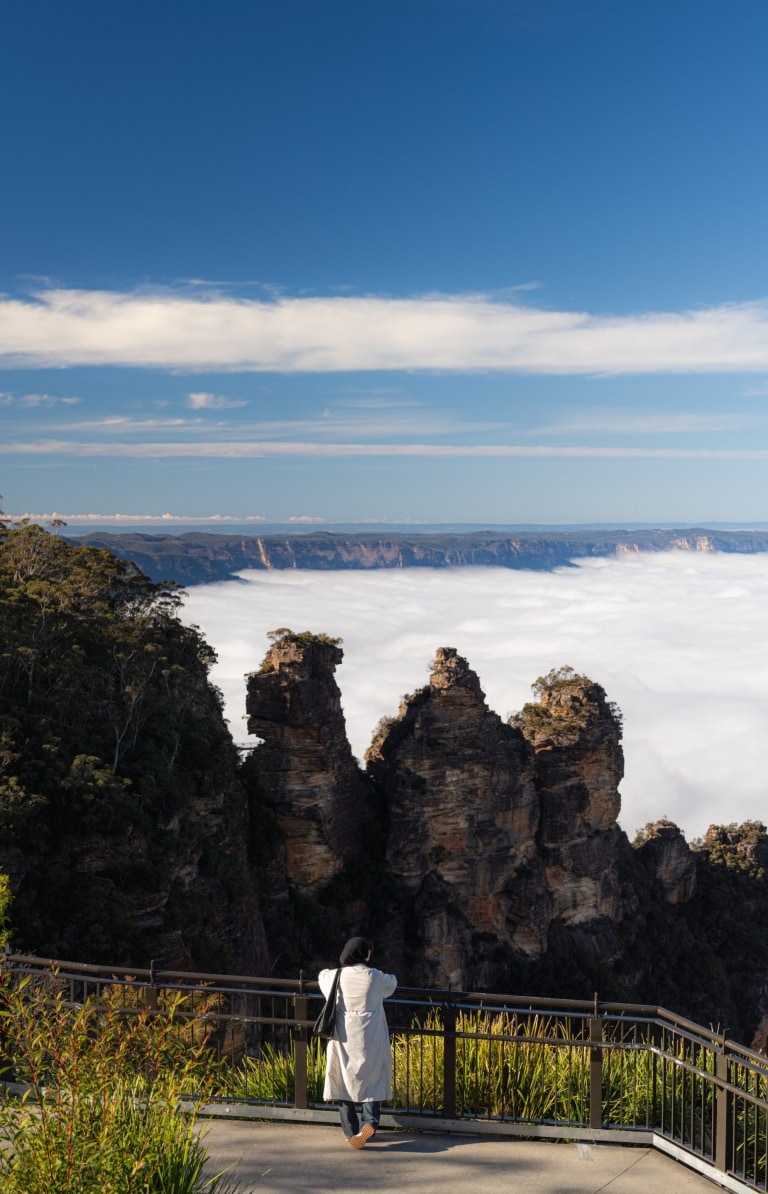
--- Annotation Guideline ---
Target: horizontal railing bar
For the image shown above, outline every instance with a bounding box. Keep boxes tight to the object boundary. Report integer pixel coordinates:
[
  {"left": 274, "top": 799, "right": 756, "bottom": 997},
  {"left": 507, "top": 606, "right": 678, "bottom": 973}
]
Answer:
[
  {"left": 5, "top": 952, "right": 768, "bottom": 1076},
  {"left": 2, "top": 953, "right": 305, "bottom": 991}
]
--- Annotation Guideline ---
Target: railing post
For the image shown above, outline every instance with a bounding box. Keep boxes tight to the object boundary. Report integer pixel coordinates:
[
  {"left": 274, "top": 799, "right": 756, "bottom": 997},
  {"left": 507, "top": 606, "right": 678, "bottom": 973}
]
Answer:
[
  {"left": 714, "top": 1039, "right": 733, "bottom": 1173},
  {"left": 442, "top": 994, "right": 456, "bottom": 1120},
  {"left": 144, "top": 959, "right": 158, "bottom": 1012},
  {"left": 589, "top": 993, "right": 603, "bottom": 1130},
  {"left": 293, "top": 972, "right": 309, "bottom": 1110}
]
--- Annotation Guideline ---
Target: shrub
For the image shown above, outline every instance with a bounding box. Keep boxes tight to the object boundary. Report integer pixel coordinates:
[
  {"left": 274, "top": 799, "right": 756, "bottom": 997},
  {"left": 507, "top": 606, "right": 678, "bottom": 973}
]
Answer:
[{"left": 0, "top": 969, "right": 240, "bottom": 1194}]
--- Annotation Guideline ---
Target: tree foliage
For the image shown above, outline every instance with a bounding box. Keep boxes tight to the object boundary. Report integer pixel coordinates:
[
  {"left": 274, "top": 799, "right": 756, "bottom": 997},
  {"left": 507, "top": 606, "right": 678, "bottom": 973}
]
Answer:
[
  {"left": 0, "top": 524, "right": 243, "bottom": 962},
  {"left": 265, "top": 627, "right": 343, "bottom": 647}
]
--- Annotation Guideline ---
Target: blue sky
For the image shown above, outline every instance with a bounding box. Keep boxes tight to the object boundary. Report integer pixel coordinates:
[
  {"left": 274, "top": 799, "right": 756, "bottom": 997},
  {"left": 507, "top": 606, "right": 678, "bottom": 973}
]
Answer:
[{"left": 2, "top": 0, "right": 768, "bottom": 523}]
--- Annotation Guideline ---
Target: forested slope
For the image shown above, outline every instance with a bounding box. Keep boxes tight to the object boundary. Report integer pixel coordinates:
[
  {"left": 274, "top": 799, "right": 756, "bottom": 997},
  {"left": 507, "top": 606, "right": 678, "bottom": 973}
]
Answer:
[{"left": 0, "top": 522, "right": 267, "bottom": 970}]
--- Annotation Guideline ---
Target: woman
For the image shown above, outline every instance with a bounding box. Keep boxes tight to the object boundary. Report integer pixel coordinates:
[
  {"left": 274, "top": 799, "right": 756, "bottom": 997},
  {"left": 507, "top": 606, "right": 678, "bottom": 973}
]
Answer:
[{"left": 318, "top": 936, "right": 397, "bottom": 1148}]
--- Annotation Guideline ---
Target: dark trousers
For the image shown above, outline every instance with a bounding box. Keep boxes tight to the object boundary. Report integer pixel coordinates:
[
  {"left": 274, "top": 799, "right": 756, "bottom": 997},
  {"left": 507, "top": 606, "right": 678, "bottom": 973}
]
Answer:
[{"left": 339, "top": 1099, "right": 381, "bottom": 1138}]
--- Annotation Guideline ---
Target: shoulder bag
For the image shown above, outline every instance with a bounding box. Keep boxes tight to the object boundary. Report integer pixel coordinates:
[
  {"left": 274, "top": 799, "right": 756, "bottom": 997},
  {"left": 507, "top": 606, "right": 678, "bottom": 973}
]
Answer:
[{"left": 313, "top": 968, "right": 342, "bottom": 1039}]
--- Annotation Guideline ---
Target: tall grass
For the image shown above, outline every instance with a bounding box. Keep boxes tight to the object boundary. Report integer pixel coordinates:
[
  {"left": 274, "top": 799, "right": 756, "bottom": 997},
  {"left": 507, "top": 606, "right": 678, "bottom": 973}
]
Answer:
[
  {"left": 223, "top": 1037, "right": 326, "bottom": 1104},
  {"left": 0, "top": 972, "right": 239, "bottom": 1194},
  {"left": 729, "top": 1058, "right": 768, "bottom": 1187},
  {"left": 391, "top": 1010, "right": 591, "bottom": 1120}
]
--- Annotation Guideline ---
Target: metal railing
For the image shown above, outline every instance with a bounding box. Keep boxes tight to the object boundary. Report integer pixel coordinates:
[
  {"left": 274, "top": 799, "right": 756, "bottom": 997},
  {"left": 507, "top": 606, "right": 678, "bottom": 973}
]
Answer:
[{"left": 2, "top": 953, "right": 767, "bottom": 1193}]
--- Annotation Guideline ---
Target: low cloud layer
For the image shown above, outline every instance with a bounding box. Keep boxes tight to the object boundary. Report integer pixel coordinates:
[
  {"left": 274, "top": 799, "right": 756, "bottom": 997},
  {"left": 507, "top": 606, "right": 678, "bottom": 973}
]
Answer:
[
  {"left": 8, "top": 440, "right": 768, "bottom": 460},
  {"left": 2, "top": 288, "right": 768, "bottom": 374},
  {"left": 181, "top": 554, "right": 768, "bottom": 842}
]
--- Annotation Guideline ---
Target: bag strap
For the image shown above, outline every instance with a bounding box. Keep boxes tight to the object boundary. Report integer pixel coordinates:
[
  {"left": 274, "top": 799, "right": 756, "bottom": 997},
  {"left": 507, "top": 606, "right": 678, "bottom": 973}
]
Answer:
[{"left": 329, "top": 967, "right": 342, "bottom": 1000}]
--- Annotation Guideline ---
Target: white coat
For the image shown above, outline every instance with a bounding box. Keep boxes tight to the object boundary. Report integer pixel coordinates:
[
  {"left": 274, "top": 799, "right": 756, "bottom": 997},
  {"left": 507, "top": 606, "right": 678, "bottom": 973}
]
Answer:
[{"left": 318, "top": 963, "right": 397, "bottom": 1103}]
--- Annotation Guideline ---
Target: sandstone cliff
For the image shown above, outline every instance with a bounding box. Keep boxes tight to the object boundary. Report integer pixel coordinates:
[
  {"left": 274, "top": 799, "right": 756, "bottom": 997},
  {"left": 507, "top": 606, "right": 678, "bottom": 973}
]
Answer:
[
  {"left": 635, "top": 819, "right": 697, "bottom": 904},
  {"left": 242, "top": 631, "right": 378, "bottom": 968},
  {"left": 511, "top": 667, "right": 626, "bottom": 963},
  {"left": 72, "top": 527, "right": 768, "bottom": 586},
  {"left": 685, "top": 823, "right": 768, "bottom": 1046},
  {"left": 244, "top": 631, "right": 374, "bottom": 892}
]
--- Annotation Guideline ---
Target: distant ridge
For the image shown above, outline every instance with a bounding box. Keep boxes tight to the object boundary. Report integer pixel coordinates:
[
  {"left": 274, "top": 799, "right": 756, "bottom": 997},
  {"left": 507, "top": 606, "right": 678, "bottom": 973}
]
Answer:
[{"left": 68, "top": 526, "right": 768, "bottom": 586}]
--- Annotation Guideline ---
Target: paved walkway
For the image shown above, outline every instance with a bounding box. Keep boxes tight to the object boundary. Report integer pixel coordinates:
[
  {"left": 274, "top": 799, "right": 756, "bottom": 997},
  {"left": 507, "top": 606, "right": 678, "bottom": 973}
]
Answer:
[{"left": 203, "top": 1120, "right": 722, "bottom": 1193}]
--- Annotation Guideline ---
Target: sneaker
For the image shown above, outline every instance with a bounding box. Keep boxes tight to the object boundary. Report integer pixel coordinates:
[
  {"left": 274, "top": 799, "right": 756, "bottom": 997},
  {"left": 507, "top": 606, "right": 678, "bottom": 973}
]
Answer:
[{"left": 349, "top": 1124, "right": 376, "bottom": 1149}]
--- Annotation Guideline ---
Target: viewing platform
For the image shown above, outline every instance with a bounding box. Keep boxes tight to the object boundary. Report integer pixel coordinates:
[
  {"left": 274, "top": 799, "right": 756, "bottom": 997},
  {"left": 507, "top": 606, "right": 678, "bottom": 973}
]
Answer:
[
  {"left": 4, "top": 954, "right": 765, "bottom": 1194},
  {"left": 203, "top": 1119, "right": 721, "bottom": 1193}
]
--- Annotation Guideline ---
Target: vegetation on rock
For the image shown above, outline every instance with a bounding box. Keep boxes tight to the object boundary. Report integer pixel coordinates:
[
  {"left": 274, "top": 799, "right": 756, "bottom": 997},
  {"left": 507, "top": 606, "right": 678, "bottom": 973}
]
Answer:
[
  {"left": 510, "top": 665, "right": 623, "bottom": 746},
  {"left": 265, "top": 627, "right": 342, "bottom": 647}
]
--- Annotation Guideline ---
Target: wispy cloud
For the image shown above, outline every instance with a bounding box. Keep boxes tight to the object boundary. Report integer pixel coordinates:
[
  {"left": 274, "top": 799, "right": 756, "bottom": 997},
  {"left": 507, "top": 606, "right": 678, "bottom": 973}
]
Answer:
[
  {"left": 15, "top": 412, "right": 508, "bottom": 440},
  {"left": 538, "top": 411, "right": 762, "bottom": 435},
  {"left": 2, "top": 288, "right": 768, "bottom": 374},
  {"left": 56, "top": 416, "right": 205, "bottom": 431},
  {"left": 0, "top": 391, "right": 81, "bottom": 407},
  {"left": 15, "top": 512, "right": 266, "bottom": 523},
  {"left": 187, "top": 391, "right": 248, "bottom": 410},
  {"left": 6, "top": 440, "right": 768, "bottom": 459},
  {"left": 328, "top": 396, "right": 419, "bottom": 410},
  {"left": 742, "top": 380, "right": 768, "bottom": 397}
]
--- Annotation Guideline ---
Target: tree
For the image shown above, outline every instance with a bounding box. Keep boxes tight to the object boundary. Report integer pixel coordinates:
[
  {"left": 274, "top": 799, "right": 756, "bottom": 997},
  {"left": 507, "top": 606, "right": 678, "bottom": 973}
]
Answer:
[{"left": 0, "top": 522, "right": 244, "bottom": 963}]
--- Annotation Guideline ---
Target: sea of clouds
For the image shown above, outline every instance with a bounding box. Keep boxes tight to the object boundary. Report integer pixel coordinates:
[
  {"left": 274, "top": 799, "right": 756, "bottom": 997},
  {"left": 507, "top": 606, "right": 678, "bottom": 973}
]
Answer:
[{"left": 180, "top": 553, "right": 768, "bottom": 842}]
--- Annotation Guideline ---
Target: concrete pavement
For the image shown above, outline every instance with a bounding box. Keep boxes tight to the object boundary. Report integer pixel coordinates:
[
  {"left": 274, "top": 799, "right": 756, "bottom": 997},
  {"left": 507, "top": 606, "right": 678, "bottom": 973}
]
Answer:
[{"left": 202, "top": 1120, "right": 723, "bottom": 1194}]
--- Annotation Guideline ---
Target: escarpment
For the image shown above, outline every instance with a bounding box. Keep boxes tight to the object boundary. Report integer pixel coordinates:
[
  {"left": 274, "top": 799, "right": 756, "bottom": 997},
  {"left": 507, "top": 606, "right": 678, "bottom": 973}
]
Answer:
[{"left": 73, "top": 527, "right": 768, "bottom": 586}]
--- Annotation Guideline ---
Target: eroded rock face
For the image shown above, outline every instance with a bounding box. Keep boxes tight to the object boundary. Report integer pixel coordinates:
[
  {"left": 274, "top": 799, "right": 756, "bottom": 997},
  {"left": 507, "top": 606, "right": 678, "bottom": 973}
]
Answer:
[
  {"left": 636, "top": 820, "right": 697, "bottom": 904},
  {"left": 366, "top": 647, "right": 545, "bottom": 988},
  {"left": 512, "top": 668, "right": 626, "bottom": 934},
  {"left": 245, "top": 633, "right": 373, "bottom": 893}
]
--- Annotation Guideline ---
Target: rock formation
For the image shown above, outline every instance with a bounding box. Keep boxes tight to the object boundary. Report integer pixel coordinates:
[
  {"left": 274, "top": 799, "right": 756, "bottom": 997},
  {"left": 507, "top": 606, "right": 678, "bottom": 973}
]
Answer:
[
  {"left": 512, "top": 667, "right": 626, "bottom": 963},
  {"left": 8, "top": 526, "right": 768, "bottom": 1042},
  {"left": 245, "top": 638, "right": 636, "bottom": 996},
  {"left": 244, "top": 631, "right": 375, "bottom": 891},
  {"left": 635, "top": 820, "right": 697, "bottom": 904},
  {"left": 366, "top": 647, "right": 543, "bottom": 988}
]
